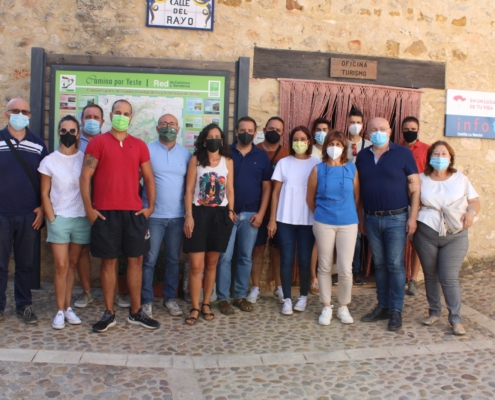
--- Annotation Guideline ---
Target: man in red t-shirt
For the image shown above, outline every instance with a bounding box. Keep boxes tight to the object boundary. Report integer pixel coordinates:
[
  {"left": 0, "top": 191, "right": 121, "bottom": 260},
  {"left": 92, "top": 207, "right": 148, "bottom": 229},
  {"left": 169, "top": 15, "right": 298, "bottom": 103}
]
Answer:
[
  {"left": 247, "top": 116, "right": 289, "bottom": 304},
  {"left": 80, "top": 99, "right": 159, "bottom": 332},
  {"left": 401, "top": 116, "right": 430, "bottom": 296}
]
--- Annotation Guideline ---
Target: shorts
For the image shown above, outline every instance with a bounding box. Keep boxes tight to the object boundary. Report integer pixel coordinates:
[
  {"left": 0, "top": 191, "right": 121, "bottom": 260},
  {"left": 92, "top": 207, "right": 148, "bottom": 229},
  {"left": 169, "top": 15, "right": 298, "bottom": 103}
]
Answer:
[
  {"left": 254, "top": 218, "right": 280, "bottom": 248},
  {"left": 182, "top": 205, "right": 233, "bottom": 253},
  {"left": 46, "top": 216, "right": 91, "bottom": 245},
  {"left": 90, "top": 210, "right": 150, "bottom": 259}
]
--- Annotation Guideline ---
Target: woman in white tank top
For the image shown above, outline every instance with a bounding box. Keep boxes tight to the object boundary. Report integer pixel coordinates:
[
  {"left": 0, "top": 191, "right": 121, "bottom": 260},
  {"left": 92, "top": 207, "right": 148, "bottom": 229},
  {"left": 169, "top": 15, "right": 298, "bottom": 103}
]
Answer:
[{"left": 183, "top": 124, "right": 235, "bottom": 325}]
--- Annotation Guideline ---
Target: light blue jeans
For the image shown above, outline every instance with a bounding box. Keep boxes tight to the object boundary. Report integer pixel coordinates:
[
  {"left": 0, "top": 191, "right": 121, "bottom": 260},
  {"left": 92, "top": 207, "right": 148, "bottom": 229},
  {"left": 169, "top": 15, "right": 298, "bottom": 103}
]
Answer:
[
  {"left": 141, "top": 217, "right": 183, "bottom": 305},
  {"left": 364, "top": 212, "right": 407, "bottom": 313},
  {"left": 216, "top": 212, "right": 259, "bottom": 301}
]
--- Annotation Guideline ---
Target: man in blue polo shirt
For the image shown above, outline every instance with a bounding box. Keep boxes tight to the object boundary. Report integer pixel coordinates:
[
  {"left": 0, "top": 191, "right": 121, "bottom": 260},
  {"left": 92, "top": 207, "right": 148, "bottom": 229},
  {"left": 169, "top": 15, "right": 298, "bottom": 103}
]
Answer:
[
  {"left": 0, "top": 97, "right": 48, "bottom": 324},
  {"left": 141, "top": 113, "right": 191, "bottom": 318},
  {"left": 216, "top": 116, "right": 272, "bottom": 314},
  {"left": 356, "top": 117, "right": 420, "bottom": 331}
]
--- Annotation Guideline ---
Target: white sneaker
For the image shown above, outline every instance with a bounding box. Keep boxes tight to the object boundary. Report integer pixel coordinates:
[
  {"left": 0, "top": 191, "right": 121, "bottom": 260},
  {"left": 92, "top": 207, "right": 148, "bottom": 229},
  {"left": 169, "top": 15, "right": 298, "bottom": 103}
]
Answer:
[
  {"left": 52, "top": 310, "right": 65, "bottom": 330},
  {"left": 293, "top": 296, "right": 308, "bottom": 312},
  {"left": 336, "top": 306, "right": 354, "bottom": 324},
  {"left": 164, "top": 300, "right": 183, "bottom": 316},
  {"left": 64, "top": 307, "right": 82, "bottom": 325},
  {"left": 318, "top": 306, "right": 333, "bottom": 326},
  {"left": 142, "top": 303, "right": 153, "bottom": 318},
  {"left": 246, "top": 287, "right": 261, "bottom": 304},
  {"left": 114, "top": 293, "right": 130, "bottom": 308},
  {"left": 281, "top": 298, "right": 293, "bottom": 315},
  {"left": 273, "top": 287, "right": 284, "bottom": 304},
  {"left": 74, "top": 291, "right": 93, "bottom": 308}
]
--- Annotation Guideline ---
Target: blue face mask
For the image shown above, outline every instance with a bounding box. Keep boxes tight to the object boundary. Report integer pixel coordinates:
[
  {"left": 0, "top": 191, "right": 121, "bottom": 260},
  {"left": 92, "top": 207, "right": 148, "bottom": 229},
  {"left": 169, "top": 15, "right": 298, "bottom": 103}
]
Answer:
[
  {"left": 315, "top": 131, "right": 327, "bottom": 145},
  {"left": 83, "top": 119, "right": 101, "bottom": 135},
  {"left": 429, "top": 157, "right": 450, "bottom": 171},
  {"left": 9, "top": 114, "right": 30, "bottom": 131},
  {"left": 370, "top": 131, "right": 389, "bottom": 147}
]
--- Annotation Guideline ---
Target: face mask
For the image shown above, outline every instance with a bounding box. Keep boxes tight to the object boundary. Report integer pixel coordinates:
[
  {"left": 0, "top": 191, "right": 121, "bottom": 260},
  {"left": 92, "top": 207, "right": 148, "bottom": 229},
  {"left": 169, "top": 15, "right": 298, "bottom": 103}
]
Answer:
[
  {"left": 429, "top": 157, "right": 450, "bottom": 171},
  {"left": 111, "top": 115, "right": 130, "bottom": 132},
  {"left": 159, "top": 127, "right": 178, "bottom": 143},
  {"left": 403, "top": 130, "right": 418, "bottom": 143},
  {"left": 9, "top": 114, "right": 30, "bottom": 131},
  {"left": 326, "top": 146, "right": 343, "bottom": 160},
  {"left": 315, "top": 131, "right": 327, "bottom": 145},
  {"left": 292, "top": 141, "right": 308, "bottom": 154},
  {"left": 205, "top": 138, "right": 222, "bottom": 152},
  {"left": 370, "top": 131, "right": 389, "bottom": 147},
  {"left": 83, "top": 119, "right": 101, "bottom": 135},
  {"left": 59, "top": 132, "right": 77, "bottom": 148},
  {"left": 348, "top": 124, "right": 362, "bottom": 136},
  {"left": 237, "top": 132, "right": 254, "bottom": 146},
  {"left": 264, "top": 130, "right": 280, "bottom": 144}
]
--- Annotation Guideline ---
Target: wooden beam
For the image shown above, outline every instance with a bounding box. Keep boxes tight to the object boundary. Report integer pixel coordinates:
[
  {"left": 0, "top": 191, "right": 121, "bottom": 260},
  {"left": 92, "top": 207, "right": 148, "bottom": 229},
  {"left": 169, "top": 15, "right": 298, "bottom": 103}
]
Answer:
[{"left": 253, "top": 47, "right": 445, "bottom": 89}]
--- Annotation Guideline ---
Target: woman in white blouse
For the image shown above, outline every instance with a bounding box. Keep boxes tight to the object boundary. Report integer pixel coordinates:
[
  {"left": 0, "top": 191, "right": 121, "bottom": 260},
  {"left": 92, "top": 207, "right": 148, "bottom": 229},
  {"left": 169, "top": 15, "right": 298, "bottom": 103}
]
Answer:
[
  {"left": 268, "top": 126, "right": 320, "bottom": 315},
  {"left": 413, "top": 141, "right": 480, "bottom": 336}
]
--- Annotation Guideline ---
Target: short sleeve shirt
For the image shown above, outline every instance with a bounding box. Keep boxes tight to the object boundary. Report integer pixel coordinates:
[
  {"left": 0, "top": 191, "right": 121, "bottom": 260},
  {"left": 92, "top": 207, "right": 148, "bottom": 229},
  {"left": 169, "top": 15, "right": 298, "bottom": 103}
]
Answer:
[
  {"left": 403, "top": 140, "right": 430, "bottom": 174},
  {"left": 85, "top": 132, "right": 150, "bottom": 211},
  {"left": 356, "top": 142, "right": 418, "bottom": 212}
]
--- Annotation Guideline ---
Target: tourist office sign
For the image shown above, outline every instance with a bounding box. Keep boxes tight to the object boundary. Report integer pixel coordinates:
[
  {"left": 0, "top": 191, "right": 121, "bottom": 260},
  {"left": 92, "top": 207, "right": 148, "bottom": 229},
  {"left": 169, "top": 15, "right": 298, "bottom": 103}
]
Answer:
[
  {"left": 50, "top": 66, "right": 229, "bottom": 152},
  {"left": 147, "top": 0, "right": 214, "bottom": 31},
  {"left": 445, "top": 89, "right": 495, "bottom": 139},
  {"left": 330, "top": 58, "right": 378, "bottom": 80}
]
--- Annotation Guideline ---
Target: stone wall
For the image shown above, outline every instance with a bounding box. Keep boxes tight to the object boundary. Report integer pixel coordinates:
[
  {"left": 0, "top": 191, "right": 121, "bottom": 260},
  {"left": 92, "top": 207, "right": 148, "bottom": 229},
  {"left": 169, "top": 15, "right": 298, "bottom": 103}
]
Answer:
[{"left": 1, "top": 0, "right": 494, "bottom": 283}]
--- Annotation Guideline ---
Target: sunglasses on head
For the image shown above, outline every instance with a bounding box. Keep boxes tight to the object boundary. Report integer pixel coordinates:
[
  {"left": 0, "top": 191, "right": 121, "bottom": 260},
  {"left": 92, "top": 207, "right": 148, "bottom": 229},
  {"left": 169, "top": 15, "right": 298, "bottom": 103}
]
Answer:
[
  {"left": 59, "top": 128, "right": 77, "bottom": 135},
  {"left": 8, "top": 109, "right": 30, "bottom": 116}
]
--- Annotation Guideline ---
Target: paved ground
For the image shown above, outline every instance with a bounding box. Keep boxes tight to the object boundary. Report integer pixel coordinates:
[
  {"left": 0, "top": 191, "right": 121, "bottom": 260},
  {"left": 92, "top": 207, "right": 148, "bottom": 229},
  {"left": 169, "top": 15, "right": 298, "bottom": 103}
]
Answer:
[{"left": 1, "top": 269, "right": 495, "bottom": 399}]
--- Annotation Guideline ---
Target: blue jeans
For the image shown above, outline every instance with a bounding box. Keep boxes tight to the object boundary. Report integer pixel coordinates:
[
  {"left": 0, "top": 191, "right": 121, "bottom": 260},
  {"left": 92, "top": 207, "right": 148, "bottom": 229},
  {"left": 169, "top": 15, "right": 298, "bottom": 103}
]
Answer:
[
  {"left": 216, "top": 212, "right": 258, "bottom": 301},
  {"left": 141, "top": 217, "right": 184, "bottom": 305},
  {"left": 0, "top": 213, "right": 39, "bottom": 311},
  {"left": 352, "top": 230, "right": 362, "bottom": 274},
  {"left": 277, "top": 222, "right": 315, "bottom": 300},
  {"left": 364, "top": 213, "right": 407, "bottom": 313}
]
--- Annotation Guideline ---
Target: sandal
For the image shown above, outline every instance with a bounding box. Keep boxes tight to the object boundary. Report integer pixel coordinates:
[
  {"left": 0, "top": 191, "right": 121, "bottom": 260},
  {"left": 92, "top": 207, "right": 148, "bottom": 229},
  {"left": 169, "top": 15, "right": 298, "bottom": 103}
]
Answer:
[
  {"left": 422, "top": 316, "right": 440, "bottom": 326},
  {"left": 232, "top": 298, "right": 253, "bottom": 312},
  {"left": 310, "top": 279, "right": 319, "bottom": 294},
  {"left": 185, "top": 308, "right": 200, "bottom": 325},
  {"left": 219, "top": 300, "right": 235, "bottom": 315},
  {"left": 201, "top": 304, "right": 215, "bottom": 321}
]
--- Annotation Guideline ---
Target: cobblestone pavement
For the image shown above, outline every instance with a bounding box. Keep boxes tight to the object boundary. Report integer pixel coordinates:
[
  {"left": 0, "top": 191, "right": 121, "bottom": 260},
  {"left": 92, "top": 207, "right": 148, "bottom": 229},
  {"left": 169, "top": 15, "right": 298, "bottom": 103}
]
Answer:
[{"left": 0, "top": 270, "right": 495, "bottom": 399}]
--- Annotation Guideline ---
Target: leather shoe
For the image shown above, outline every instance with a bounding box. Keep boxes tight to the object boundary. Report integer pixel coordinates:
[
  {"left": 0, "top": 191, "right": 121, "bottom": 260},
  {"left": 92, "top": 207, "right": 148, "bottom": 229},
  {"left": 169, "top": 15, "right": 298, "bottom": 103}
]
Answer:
[
  {"left": 360, "top": 306, "right": 390, "bottom": 322},
  {"left": 388, "top": 311, "right": 402, "bottom": 331}
]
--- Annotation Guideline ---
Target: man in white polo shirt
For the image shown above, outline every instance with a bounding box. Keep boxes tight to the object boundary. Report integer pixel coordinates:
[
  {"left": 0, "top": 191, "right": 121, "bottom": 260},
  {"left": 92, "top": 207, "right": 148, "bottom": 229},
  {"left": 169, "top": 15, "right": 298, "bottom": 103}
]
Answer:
[{"left": 141, "top": 113, "right": 191, "bottom": 318}]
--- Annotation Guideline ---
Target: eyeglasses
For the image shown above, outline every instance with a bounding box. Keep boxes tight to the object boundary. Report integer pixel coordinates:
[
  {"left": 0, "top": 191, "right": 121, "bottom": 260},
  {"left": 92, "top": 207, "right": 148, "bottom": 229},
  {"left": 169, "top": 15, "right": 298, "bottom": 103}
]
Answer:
[
  {"left": 351, "top": 143, "right": 358, "bottom": 156},
  {"left": 7, "top": 109, "right": 30, "bottom": 116},
  {"left": 158, "top": 122, "right": 178, "bottom": 128},
  {"left": 59, "top": 128, "right": 77, "bottom": 135}
]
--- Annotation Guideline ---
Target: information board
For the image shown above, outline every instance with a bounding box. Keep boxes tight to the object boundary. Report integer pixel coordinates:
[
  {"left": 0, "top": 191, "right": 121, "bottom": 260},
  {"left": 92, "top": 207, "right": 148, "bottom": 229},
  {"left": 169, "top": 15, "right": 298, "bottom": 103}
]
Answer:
[
  {"left": 445, "top": 89, "right": 495, "bottom": 139},
  {"left": 50, "top": 66, "right": 229, "bottom": 151}
]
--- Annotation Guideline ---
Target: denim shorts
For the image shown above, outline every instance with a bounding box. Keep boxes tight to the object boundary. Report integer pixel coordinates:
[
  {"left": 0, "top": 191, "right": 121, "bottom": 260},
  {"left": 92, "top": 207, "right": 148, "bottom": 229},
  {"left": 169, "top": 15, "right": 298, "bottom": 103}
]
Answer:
[{"left": 46, "top": 216, "right": 91, "bottom": 245}]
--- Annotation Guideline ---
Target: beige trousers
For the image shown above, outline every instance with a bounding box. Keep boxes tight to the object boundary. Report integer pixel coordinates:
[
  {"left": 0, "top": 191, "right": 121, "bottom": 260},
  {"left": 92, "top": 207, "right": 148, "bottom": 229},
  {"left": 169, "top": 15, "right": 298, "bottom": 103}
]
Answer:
[{"left": 313, "top": 221, "right": 358, "bottom": 305}]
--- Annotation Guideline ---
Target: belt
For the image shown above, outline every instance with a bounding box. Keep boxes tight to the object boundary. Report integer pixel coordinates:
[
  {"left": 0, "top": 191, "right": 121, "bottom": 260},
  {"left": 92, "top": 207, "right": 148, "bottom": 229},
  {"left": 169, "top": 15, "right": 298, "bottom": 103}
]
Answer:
[{"left": 364, "top": 207, "right": 408, "bottom": 217}]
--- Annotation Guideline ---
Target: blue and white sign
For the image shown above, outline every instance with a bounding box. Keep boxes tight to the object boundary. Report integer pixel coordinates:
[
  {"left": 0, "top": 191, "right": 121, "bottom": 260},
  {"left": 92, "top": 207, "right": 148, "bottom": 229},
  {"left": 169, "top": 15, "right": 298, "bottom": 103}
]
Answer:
[
  {"left": 445, "top": 89, "right": 495, "bottom": 139},
  {"left": 147, "top": 0, "right": 214, "bottom": 31}
]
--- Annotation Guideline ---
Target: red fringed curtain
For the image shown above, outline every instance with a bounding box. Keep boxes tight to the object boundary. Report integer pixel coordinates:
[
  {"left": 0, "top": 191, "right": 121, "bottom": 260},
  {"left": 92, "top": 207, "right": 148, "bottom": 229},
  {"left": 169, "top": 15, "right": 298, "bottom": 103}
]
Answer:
[{"left": 277, "top": 79, "right": 422, "bottom": 283}]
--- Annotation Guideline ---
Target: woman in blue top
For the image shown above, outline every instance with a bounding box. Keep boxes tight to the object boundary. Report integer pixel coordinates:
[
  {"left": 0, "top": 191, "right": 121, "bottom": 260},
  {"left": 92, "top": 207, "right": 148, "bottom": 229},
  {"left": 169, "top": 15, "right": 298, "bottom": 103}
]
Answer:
[{"left": 307, "top": 130, "right": 361, "bottom": 326}]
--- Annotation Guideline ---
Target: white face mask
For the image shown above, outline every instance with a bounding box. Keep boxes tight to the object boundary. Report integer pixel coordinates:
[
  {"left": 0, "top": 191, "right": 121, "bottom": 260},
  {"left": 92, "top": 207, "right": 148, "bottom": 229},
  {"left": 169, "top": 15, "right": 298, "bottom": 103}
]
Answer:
[
  {"left": 326, "top": 146, "right": 343, "bottom": 160},
  {"left": 348, "top": 124, "right": 363, "bottom": 136}
]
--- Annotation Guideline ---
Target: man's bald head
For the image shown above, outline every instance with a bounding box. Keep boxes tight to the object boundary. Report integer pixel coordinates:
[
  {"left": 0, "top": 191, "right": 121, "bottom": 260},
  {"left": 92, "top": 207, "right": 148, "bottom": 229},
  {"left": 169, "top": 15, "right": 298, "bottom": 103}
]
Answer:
[
  {"left": 158, "top": 114, "right": 178, "bottom": 126},
  {"left": 6, "top": 98, "right": 30, "bottom": 113},
  {"left": 367, "top": 117, "right": 390, "bottom": 132},
  {"left": 4, "top": 98, "right": 31, "bottom": 131}
]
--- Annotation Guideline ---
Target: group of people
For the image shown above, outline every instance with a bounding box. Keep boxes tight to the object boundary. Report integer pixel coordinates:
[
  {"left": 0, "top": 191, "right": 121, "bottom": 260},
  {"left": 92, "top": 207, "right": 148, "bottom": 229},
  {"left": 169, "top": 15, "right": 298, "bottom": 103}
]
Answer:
[{"left": 0, "top": 96, "right": 480, "bottom": 336}]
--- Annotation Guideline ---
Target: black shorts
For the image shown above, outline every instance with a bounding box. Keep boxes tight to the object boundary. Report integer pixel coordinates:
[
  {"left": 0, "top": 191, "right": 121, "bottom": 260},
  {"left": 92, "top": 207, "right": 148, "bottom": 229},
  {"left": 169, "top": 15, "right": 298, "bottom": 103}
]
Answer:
[
  {"left": 254, "top": 218, "right": 280, "bottom": 248},
  {"left": 183, "top": 205, "right": 233, "bottom": 254},
  {"left": 91, "top": 210, "right": 150, "bottom": 259}
]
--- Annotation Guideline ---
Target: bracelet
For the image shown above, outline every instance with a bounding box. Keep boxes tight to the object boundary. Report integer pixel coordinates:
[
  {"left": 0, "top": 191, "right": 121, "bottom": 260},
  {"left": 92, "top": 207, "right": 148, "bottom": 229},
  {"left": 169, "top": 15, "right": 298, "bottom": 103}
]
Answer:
[
  {"left": 467, "top": 209, "right": 476, "bottom": 216},
  {"left": 228, "top": 209, "right": 235, "bottom": 213},
  {"left": 185, "top": 210, "right": 192, "bottom": 217}
]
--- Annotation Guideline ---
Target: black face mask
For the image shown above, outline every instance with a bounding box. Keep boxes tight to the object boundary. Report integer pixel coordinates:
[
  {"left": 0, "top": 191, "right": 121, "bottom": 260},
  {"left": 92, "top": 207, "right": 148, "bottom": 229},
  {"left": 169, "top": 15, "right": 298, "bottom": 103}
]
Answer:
[
  {"left": 205, "top": 138, "right": 222, "bottom": 153},
  {"left": 264, "top": 130, "right": 280, "bottom": 144},
  {"left": 237, "top": 132, "right": 254, "bottom": 145},
  {"left": 403, "top": 130, "right": 418, "bottom": 143},
  {"left": 60, "top": 133, "right": 77, "bottom": 148}
]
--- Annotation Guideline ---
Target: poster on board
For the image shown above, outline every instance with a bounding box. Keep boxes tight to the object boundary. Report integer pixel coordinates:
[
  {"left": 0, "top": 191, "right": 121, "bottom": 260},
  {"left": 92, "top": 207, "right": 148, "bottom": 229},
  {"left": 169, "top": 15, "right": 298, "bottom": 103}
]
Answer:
[
  {"left": 445, "top": 89, "right": 495, "bottom": 139},
  {"left": 146, "top": 0, "right": 214, "bottom": 31},
  {"left": 50, "top": 67, "right": 229, "bottom": 152}
]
